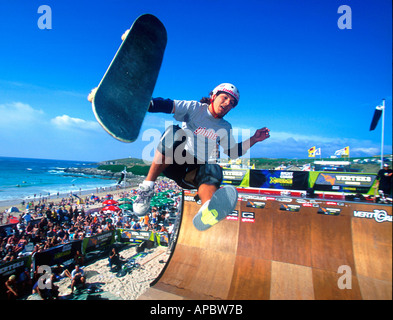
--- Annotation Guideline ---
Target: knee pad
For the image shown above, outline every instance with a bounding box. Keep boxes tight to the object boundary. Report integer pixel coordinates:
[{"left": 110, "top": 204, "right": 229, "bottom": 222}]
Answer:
[
  {"left": 157, "top": 125, "right": 186, "bottom": 157},
  {"left": 194, "top": 164, "right": 223, "bottom": 189}
]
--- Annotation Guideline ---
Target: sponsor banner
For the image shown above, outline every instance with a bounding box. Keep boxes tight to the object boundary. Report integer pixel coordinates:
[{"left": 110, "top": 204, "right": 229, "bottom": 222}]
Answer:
[
  {"left": 119, "top": 229, "right": 152, "bottom": 242},
  {"left": 82, "top": 230, "right": 115, "bottom": 254},
  {"left": 241, "top": 195, "right": 276, "bottom": 202},
  {"left": 311, "top": 172, "right": 377, "bottom": 194},
  {"left": 279, "top": 204, "right": 301, "bottom": 212},
  {"left": 241, "top": 211, "right": 255, "bottom": 223},
  {"left": 318, "top": 207, "right": 341, "bottom": 216},
  {"left": 34, "top": 240, "right": 82, "bottom": 267},
  {"left": 0, "top": 255, "right": 31, "bottom": 278},
  {"left": 158, "top": 233, "right": 169, "bottom": 246},
  {"left": 118, "top": 229, "right": 169, "bottom": 246},
  {"left": 353, "top": 209, "right": 392, "bottom": 223},
  {"left": 246, "top": 200, "right": 266, "bottom": 209},
  {"left": 249, "top": 170, "right": 309, "bottom": 190},
  {"left": 227, "top": 210, "right": 239, "bottom": 221},
  {"left": 222, "top": 168, "right": 249, "bottom": 186}
]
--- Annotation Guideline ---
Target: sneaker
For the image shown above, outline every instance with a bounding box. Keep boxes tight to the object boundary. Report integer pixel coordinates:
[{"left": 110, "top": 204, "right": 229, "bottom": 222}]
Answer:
[
  {"left": 133, "top": 184, "right": 154, "bottom": 216},
  {"left": 192, "top": 185, "right": 238, "bottom": 231}
]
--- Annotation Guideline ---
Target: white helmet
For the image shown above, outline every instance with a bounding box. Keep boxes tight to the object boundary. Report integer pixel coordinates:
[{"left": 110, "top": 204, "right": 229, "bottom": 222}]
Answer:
[{"left": 212, "top": 83, "right": 240, "bottom": 105}]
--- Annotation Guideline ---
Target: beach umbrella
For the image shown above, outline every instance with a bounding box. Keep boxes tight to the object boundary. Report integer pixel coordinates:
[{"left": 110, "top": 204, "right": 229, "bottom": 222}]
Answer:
[
  {"left": 118, "top": 198, "right": 132, "bottom": 203},
  {"left": 9, "top": 217, "right": 19, "bottom": 224},
  {"left": 7, "top": 207, "right": 20, "bottom": 213},
  {"left": 102, "top": 205, "right": 121, "bottom": 212},
  {"left": 103, "top": 199, "right": 118, "bottom": 205},
  {"left": 119, "top": 203, "right": 133, "bottom": 210}
]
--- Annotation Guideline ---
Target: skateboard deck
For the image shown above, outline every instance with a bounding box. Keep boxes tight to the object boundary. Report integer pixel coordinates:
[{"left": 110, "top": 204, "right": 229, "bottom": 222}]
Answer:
[
  {"left": 92, "top": 14, "right": 167, "bottom": 142},
  {"left": 193, "top": 185, "right": 238, "bottom": 231}
]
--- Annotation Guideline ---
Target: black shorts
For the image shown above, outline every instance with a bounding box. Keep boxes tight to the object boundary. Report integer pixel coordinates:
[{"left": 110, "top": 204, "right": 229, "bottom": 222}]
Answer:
[
  {"left": 158, "top": 125, "right": 223, "bottom": 189},
  {"left": 163, "top": 159, "right": 223, "bottom": 190}
]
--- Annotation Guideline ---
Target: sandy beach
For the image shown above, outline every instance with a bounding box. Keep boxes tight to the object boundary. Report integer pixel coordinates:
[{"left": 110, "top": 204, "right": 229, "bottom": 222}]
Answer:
[
  {"left": 1, "top": 176, "right": 181, "bottom": 300},
  {"left": 26, "top": 244, "right": 171, "bottom": 300}
]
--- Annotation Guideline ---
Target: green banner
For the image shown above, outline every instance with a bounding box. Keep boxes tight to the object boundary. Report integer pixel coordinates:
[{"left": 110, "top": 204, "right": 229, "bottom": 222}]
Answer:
[{"left": 309, "top": 172, "right": 377, "bottom": 194}]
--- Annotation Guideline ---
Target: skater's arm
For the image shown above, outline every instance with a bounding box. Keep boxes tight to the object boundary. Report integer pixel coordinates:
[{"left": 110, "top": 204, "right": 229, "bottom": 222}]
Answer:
[
  {"left": 148, "top": 98, "right": 175, "bottom": 114},
  {"left": 224, "top": 127, "right": 270, "bottom": 159}
]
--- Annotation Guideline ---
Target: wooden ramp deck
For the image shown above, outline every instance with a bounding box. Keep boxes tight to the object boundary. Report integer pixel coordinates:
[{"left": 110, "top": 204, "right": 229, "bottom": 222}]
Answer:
[{"left": 139, "top": 192, "right": 392, "bottom": 300}]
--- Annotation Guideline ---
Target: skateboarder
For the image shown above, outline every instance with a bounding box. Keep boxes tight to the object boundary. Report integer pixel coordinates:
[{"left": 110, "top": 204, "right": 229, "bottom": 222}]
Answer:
[
  {"left": 132, "top": 83, "right": 270, "bottom": 223},
  {"left": 88, "top": 16, "right": 269, "bottom": 229}
]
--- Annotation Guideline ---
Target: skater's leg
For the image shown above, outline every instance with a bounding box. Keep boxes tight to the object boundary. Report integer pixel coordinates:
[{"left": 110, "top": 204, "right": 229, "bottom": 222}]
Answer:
[
  {"left": 145, "top": 149, "right": 171, "bottom": 182},
  {"left": 194, "top": 163, "right": 223, "bottom": 204},
  {"left": 193, "top": 185, "right": 238, "bottom": 231},
  {"left": 197, "top": 184, "right": 218, "bottom": 205},
  {"left": 133, "top": 149, "right": 171, "bottom": 215},
  {"left": 133, "top": 125, "right": 184, "bottom": 215},
  {"left": 145, "top": 124, "right": 185, "bottom": 182}
]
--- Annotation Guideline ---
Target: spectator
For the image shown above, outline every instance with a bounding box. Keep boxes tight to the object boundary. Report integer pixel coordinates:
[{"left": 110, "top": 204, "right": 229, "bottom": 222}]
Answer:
[
  {"left": 108, "top": 247, "right": 121, "bottom": 271},
  {"left": 74, "top": 250, "right": 85, "bottom": 266},
  {"left": 70, "top": 265, "right": 86, "bottom": 293},
  {"left": 5, "top": 275, "right": 18, "bottom": 300}
]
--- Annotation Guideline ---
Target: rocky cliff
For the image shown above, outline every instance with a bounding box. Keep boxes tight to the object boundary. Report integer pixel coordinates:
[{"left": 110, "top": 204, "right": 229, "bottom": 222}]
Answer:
[{"left": 63, "top": 167, "right": 137, "bottom": 179}]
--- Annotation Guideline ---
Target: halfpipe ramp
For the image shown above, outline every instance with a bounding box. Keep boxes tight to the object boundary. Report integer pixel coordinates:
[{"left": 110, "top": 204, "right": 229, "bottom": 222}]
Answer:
[{"left": 139, "top": 191, "right": 392, "bottom": 300}]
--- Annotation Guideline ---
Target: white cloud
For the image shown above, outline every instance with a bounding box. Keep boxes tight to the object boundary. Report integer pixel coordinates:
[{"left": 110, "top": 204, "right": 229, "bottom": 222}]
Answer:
[
  {"left": 0, "top": 102, "right": 44, "bottom": 125},
  {"left": 243, "top": 128, "right": 388, "bottom": 159},
  {"left": 351, "top": 147, "right": 379, "bottom": 155},
  {"left": 51, "top": 114, "right": 101, "bottom": 132}
]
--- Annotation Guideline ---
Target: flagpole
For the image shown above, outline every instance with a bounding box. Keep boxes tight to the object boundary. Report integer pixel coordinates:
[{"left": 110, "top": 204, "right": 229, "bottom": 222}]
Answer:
[{"left": 380, "top": 99, "right": 385, "bottom": 169}]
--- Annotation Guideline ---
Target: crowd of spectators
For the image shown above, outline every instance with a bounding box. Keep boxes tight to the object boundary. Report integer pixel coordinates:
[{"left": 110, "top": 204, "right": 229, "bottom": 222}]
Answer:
[{"left": 0, "top": 179, "right": 182, "bottom": 299}]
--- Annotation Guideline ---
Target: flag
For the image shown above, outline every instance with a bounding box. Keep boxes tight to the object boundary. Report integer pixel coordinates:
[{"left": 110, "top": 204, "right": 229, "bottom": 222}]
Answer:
[
  {"left": 334, "top": 148, "right": 345, "bottom": 156},
  {"left": 369, "top": 105, "right": 383, "bottom": 131},
  {"left": 308, "top": 146, "right": 316, "bottom": 157},
  {"left": 315, "top": 148, "right": 321, "bottom": 156},
  {"left": 334, "top": 147, "right": 349, "bottom": 156}
]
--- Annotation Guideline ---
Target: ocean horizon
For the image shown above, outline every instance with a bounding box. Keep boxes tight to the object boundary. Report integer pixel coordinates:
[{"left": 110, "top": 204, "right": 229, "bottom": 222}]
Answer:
[{"left": 0, "top": 156, "right": 117, "bottom": 204}]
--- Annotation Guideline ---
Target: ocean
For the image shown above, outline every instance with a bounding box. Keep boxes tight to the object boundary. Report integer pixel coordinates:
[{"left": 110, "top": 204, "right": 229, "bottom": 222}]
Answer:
[{"left": 0, "top": 156, "right": 117, "bottom": 204}]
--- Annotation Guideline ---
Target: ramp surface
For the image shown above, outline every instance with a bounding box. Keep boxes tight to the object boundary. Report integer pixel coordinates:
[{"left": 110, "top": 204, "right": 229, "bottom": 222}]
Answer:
[{"left": 139, "top": 192, "right": 392, "bottom": 300}]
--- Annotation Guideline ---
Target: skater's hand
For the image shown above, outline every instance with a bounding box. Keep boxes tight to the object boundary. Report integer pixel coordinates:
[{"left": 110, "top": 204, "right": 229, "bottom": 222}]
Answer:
[
  {"left": 251, "top": 127, "right": 270, "bottom": 144},
  {"left": 87, "top": 87, "right": 97, "bottom": 103},
  {"left": 121, "top": 29, "right": 130, "bottom": 41}
]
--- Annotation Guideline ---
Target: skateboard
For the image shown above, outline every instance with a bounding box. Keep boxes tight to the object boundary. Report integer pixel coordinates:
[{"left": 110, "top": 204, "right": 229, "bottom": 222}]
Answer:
[
  {"left": 193, "top": 185, "right": 238, "bottom": 231},
  {"left": 92, "top": 14, "right": 167, "bottom": 142}
]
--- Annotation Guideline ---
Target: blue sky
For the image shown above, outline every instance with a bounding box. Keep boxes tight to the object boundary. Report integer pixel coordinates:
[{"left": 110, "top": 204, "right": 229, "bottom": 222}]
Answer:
[{"left": 0, "top": 0, "right": 391, "bottom": 162}]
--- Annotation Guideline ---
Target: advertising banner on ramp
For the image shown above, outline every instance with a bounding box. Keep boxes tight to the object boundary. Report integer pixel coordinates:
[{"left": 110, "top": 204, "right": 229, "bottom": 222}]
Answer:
[
  {"left": 309, "top": 172, "right": 377, "bottom": 194},
  {"left": 249, "top": 170, "right": 309, "bottom": 190},
  {"left": 222, "top": 168, "right": 249, "bottom": 186}
]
